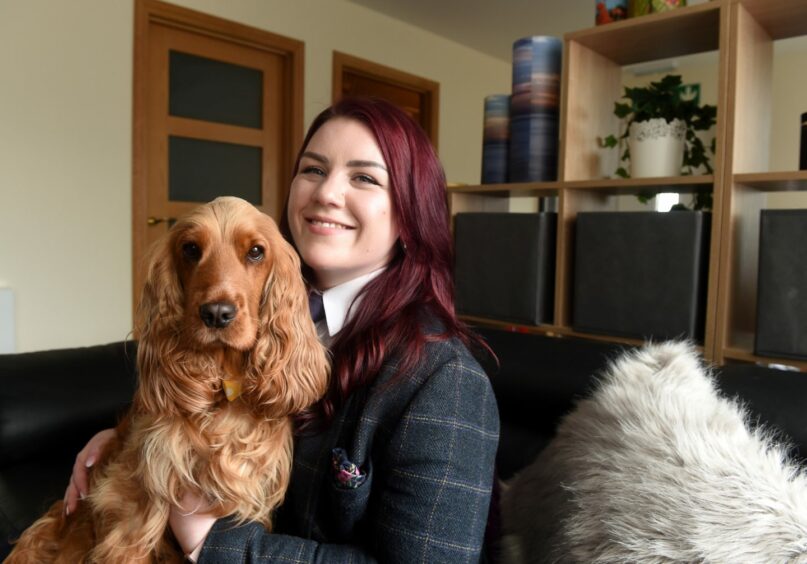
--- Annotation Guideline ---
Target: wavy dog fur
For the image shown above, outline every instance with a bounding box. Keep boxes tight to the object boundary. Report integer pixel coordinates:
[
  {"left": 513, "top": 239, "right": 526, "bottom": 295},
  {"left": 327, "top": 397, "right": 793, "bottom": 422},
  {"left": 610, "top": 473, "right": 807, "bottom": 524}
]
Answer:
[{"left": 8, "top": 197, "right": 329, "bottom": 563}]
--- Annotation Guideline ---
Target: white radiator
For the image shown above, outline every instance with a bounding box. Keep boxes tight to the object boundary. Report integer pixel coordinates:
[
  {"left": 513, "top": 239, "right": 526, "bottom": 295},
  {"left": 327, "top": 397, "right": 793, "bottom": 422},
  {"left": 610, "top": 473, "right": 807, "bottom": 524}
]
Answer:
[{"left": 0, "top": 288, "right": 15, "bottom": 353}]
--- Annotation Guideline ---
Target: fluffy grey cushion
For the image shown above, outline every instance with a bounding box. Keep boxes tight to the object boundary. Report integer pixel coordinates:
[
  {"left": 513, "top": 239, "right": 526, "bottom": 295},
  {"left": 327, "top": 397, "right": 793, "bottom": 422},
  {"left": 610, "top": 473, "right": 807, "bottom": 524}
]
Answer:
[{"left": 500, "top": 342, "right": 807, "bottom": 563}]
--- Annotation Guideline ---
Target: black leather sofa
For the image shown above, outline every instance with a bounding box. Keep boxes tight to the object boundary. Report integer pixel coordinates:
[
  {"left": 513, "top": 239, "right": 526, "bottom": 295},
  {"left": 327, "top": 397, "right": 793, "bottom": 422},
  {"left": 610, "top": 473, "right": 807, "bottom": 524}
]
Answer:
[
  {"left": 0, "top": 341, "right": 137, "bottom": 559},
  {"left": 3, "top": 329, "right": 807, "bottom": 558},
  {"left": 477, "top": 328, "right": 807, "bottom": 482}
]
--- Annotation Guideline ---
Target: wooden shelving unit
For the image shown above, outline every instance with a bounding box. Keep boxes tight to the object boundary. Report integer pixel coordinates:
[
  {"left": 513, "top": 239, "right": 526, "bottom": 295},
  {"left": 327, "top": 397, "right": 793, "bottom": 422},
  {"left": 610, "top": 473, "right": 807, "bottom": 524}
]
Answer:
[
  {"left": 712, "top": 0, "right": 807, "bottom": 369},
  {"left": 451, "top": 0, "right": 807, "bottom": 371}
]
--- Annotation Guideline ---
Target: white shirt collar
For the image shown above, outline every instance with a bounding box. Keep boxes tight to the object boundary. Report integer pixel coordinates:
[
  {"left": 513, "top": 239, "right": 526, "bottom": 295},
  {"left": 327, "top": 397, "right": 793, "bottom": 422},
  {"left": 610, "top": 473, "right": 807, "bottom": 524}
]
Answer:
[{"left": 313, "top": 268, "right": 385, "bottom": 343}]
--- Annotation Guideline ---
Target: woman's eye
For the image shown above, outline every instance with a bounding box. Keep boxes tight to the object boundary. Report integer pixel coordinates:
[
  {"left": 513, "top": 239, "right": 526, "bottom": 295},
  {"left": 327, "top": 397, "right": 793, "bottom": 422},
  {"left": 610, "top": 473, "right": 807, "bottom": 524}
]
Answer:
[
  {"left": 354, "top": 174, "right": 379, "bottom": 185},
  {"left": 181, "top": 242, "right": 201, "bottom": 262},
  {"left": 301, "top": 165, "right": 325, "bottom": 176},
  {"left": 247, "top": 245, "right": 265, "bottom": 262}
]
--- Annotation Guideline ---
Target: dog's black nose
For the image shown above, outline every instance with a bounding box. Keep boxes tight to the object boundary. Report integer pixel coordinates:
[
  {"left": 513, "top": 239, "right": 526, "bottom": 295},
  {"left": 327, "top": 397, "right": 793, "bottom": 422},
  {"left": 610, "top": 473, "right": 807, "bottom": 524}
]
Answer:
[{"left": 199, "top": 302, "right": 237, "bottom": 328}]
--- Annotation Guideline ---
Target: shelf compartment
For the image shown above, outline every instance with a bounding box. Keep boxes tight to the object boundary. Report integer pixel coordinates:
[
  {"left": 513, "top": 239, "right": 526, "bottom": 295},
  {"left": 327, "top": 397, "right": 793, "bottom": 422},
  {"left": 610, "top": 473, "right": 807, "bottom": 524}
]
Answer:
[
  {"left": 561, "top": 2, "right": 726, "bottom": 182},
  {"left": 565, "top": 2, "right": 723, "bottom": 66},
  {"left": 715, "top": 177, "right": 807, "bottom": 366},
  {"left": 739, "top": 0, "right": 807, "bottom": 41},
  {"left": 447, "top": 183, "right": 560, "bottom": 217}
]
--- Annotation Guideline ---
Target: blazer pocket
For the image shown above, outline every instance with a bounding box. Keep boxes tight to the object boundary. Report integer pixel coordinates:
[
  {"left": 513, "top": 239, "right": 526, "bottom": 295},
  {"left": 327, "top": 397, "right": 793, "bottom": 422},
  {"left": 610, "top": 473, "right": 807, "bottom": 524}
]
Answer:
[{"left": 328, "top": 448, "right": 373, "bottom": 539}]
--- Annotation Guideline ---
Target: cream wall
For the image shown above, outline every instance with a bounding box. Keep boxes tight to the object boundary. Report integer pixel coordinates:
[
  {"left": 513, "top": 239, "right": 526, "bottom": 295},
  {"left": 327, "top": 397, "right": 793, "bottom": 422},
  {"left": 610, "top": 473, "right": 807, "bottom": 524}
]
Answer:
[
  {"left": 0, "top": 0, "right": 510, "bottom": 352},
  {"left": 0, "top": 1, "right": 134, "bottom": 353},
  {"left": 767, "top": 44, "right": 807, "bottom": 209}
]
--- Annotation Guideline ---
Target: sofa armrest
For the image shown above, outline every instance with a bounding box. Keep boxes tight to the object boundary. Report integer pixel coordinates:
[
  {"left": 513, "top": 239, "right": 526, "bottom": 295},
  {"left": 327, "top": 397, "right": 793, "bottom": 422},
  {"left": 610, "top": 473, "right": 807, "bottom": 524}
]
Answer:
[
  {"left": 0, "top": 341, "right": 137, "bottom": 465},
  {"left": 716, "top": 363, "right": 807, "bottom": 461},
  {"left": 0, "top": 341, "right": 137, "bottom": 557},
  {"left": 475, "top": 328, "right": 629, "bottom": 479}
]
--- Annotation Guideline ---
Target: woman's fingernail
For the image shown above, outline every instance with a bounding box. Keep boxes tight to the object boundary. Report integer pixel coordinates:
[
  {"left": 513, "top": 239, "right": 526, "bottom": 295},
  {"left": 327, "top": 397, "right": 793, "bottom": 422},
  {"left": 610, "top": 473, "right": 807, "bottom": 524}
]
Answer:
[
  {"left": 65, "top": 505, "right": 71, "bottom": 516},
  {"left": 79, "top": 491, "right": 86, "bottom": 500},
  {"left": 85, "top": 456, "right": 95, "bottom": 468}
]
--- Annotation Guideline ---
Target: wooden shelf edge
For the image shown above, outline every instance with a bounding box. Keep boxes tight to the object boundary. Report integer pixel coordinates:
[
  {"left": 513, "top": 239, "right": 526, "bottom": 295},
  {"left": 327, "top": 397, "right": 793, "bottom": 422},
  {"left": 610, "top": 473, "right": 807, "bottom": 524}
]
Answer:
[
  {"left": 564, "top": 175, "right": 714, "bottom": 190},
  {"left": 459, "top": 315, "right": 567, "bottom": 337},
  {"left": 562, "top": 329, "right": 645, "bottom": 348},
  {"left": 452, "top": 175, "right": 714, "bottom": 196},
  {"left": 733, "top": 170, "right": 807, "bottom": 191},
  {"left": 722, "top": 347, "right": 807, "bottom": 372},
  {"left": 561, "top": 330, "right": 707, "bottom": 353},
  {"left": 448, "top": 182, "right": 560, "bottom": 195},
  {"left": 459, "top": 316, "right": 702, "bottom": 352}
]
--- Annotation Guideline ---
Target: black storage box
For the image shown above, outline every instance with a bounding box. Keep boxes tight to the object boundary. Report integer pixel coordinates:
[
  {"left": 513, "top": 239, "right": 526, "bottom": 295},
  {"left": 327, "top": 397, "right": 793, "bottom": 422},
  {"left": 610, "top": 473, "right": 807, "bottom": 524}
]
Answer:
[
  {"left": 454, "top": 212, "right": 556, "bottom": 325},
  {"left": 755, "top": 209, "right": 807, "bottom": 360},
  {"left": 573, "top": 211, "right": 711, "bottom": 341}
]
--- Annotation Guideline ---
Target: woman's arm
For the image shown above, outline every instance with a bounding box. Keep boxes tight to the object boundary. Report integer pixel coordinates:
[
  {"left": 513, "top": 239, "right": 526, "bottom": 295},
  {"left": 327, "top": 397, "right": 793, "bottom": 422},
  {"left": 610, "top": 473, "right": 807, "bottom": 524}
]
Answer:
[
  {"left": 196, "top": 345, "right": 500, "bottom": 563},
  {"left": 64, "top": 428, "right": 117, "bottom": 514},
  {"left": 367, "top": 348, "right": 500, "bottom": 561}
]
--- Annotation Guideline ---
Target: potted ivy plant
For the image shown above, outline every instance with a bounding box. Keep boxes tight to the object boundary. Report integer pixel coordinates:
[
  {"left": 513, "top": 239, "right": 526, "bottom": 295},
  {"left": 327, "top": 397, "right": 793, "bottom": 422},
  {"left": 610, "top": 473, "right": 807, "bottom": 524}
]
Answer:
[{"left": 599, "top": 74, "right": 717, "bottom": 209}]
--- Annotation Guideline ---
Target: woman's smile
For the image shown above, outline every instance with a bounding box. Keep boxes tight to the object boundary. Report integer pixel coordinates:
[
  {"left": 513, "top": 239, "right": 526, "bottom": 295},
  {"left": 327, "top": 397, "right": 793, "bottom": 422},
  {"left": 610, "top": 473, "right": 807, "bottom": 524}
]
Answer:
[{"left": 305, "top": 215, "right": 354, "bottom": 231}]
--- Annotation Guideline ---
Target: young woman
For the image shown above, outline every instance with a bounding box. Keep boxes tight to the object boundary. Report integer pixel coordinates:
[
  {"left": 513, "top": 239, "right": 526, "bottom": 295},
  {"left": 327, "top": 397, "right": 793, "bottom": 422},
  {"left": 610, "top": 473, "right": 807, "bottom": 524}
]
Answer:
[{"left": 66, "top": 97, "right": 499, "bottom": 563}]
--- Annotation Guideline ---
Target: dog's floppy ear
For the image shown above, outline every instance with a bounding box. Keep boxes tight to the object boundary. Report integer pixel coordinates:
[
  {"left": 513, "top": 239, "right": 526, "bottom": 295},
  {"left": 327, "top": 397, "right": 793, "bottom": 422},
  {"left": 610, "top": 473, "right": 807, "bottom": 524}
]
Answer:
[
  {"left": 135, "top": 233, "right": 183, "bottom": 345},
  {"left": 134, "top": 227, "right": 218, "bottom": 415},
  {"left": 247, "top": 223, "right": 329, "bottom": 418}
]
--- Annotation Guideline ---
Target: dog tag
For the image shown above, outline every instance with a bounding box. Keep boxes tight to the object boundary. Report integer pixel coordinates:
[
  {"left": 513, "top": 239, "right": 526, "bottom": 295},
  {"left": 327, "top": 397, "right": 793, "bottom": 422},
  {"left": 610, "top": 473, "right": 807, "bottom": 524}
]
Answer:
[{"left": 222, "top": 379, "right": 242, "bottom": 402}]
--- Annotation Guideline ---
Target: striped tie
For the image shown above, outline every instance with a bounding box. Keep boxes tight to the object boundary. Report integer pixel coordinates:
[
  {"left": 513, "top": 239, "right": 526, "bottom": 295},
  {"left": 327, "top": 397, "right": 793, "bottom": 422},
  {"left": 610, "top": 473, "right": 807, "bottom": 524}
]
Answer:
[{"left": 308, "top": 290, "right": 325, "bottom": 323}]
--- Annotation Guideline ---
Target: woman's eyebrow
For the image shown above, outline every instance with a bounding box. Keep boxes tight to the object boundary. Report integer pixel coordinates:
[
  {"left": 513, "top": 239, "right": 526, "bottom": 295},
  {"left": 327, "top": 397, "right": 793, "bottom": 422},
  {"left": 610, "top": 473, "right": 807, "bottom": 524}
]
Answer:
[
  {"left": 300, "top": 152, "right": 387, "bottom": 173},
  {"left": 347, "top": 160, "right": 388, "bottom": 172},
  {"left": 300, "top": 151, "right": 328, "bottom": 164}
]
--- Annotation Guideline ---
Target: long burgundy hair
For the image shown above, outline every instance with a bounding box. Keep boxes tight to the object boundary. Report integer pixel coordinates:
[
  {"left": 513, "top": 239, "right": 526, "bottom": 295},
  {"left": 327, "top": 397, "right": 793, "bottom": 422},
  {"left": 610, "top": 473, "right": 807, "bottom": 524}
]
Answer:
[{"left": 281, "top": 97, "right": 490, "bottom": 425}]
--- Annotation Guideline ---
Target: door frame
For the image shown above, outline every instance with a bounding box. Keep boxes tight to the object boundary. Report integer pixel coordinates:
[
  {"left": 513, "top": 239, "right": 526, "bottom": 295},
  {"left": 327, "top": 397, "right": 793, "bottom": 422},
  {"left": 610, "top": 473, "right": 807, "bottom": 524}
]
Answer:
[
  {"left": 332, "top": 51, "right": 439, "bottom": 147},
  {"left": 132, "top": 0, "right": 304, "bottom": 311}
]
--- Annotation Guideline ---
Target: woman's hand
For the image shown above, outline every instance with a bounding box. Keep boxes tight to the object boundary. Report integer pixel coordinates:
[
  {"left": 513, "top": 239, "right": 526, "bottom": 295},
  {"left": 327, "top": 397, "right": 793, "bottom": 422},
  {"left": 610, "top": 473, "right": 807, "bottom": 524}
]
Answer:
[
  {"left": 169, "top": 490, "right": 218, "bottom": 562},
  {"left": 64, "top": 428, "right": 117, "bottom": 515}
]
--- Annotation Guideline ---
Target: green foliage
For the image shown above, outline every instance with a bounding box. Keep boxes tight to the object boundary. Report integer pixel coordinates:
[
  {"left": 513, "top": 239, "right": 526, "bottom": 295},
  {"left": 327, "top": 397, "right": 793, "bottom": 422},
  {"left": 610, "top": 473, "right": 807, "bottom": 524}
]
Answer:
[{"left": 597, "top": 75, "right": 717, "bottom": 210}]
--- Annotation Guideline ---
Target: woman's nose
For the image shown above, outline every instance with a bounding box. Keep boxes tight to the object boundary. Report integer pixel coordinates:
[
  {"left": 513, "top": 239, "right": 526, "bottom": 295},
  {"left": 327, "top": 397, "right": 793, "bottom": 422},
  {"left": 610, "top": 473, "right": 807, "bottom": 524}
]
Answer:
[{"left": 313, "top": 174, "right": 345, "bottom": 206}]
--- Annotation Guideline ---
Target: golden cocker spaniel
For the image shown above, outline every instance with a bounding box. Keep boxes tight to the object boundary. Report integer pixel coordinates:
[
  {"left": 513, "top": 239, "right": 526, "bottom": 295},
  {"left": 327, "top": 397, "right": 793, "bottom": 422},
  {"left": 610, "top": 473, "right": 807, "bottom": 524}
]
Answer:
[{"left": 7, "top": 197, "right": 329, "bottom": 563}]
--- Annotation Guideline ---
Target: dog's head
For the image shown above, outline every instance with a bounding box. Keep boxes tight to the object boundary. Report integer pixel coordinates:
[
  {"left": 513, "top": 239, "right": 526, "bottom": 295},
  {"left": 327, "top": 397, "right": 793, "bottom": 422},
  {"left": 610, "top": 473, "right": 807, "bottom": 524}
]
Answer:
[{"left": 135, "top": 197, "right": 329, "bottom": 418}]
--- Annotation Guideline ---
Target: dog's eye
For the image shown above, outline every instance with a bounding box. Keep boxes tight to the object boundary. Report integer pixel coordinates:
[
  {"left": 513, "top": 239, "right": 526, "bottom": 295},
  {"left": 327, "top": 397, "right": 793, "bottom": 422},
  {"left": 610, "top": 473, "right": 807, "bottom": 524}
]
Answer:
[
  {"left": 247, "top": 245, "right": 264, "bottom": 262},
  {"left": 181, "top": 242, "right": 201, "bottom": 262}
]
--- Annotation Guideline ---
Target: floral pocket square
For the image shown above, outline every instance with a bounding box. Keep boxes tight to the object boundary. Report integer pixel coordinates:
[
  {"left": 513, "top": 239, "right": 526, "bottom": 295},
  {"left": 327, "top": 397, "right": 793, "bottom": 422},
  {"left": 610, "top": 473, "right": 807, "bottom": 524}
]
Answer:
[{"left": 331, "top": 448, "right": 367, "bottom": 489}]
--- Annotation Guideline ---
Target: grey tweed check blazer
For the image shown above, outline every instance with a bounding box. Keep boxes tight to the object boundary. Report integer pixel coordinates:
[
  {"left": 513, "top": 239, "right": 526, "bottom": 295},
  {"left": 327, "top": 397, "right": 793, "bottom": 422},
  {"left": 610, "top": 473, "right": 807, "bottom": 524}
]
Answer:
[{"left": 197, "top": 326, "right": 500, "bottom": 563}]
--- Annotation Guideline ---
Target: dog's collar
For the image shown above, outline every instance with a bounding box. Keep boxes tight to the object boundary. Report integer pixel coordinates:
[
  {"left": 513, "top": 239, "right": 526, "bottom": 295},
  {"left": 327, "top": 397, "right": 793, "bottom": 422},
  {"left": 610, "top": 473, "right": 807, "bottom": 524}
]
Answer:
[{"left": 222, "top": 379, "right": 242, "bottom": 402}]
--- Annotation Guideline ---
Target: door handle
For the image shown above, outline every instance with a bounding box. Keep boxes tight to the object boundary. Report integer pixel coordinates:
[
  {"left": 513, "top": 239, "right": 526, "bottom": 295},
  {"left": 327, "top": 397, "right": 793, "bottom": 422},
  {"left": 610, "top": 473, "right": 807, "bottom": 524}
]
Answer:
[{"left": 147, "top": 216, "right": 177, "bottom": 227}]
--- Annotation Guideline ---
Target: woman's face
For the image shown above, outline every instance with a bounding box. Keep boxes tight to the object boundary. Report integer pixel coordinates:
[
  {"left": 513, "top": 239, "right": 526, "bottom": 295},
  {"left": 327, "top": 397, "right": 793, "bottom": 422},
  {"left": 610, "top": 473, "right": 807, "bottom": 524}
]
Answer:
[{"left": 288, "top": 117, "right": 400, "bottom": 289}]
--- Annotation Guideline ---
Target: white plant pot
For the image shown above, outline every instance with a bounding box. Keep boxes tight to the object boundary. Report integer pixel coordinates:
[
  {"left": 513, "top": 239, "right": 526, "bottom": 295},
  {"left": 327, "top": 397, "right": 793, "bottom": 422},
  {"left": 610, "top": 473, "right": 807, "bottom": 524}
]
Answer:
[{"left": 628, "top": 118, "right": 686, "bottom": 178}]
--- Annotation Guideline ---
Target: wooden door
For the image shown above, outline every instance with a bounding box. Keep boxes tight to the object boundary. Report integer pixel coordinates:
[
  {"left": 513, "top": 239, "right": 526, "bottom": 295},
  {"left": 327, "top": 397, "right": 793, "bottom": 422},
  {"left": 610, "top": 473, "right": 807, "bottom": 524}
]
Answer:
[
  {"left": 132, "top": 0, "right": 303, "bottom": 310},
  {"left": 332, "top": 52, "right": 439, "bottom": 146}
]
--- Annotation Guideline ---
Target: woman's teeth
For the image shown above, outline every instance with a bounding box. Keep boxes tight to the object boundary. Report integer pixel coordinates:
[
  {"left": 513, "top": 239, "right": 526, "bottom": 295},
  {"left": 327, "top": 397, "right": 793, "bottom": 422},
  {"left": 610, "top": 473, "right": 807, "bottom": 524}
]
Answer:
[{"left": 311, "top": 219, "right": 349, "bottom": 229}]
